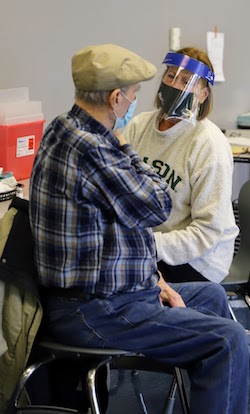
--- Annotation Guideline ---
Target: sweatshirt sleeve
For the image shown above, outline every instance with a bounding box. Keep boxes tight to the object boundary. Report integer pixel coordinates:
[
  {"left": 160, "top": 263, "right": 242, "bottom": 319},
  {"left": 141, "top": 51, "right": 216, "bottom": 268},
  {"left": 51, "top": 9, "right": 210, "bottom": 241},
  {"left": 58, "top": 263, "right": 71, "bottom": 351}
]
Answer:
[
  {"left": 154, "top": 157, "right": 235, "bottom": 265},
  {"left": 81, "top": 141, "right": 172, "bottom": 229}
]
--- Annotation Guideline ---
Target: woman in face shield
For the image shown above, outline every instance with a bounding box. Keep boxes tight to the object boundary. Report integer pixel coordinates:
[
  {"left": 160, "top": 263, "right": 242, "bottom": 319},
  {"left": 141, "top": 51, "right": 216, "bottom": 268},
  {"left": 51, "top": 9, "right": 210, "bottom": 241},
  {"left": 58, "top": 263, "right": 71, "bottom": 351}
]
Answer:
[
  {"left": 156, "top": 49, "right": 213, "bottom": 126},
  {"left": 123, "top": 46, "right": 238, "bottom": 284}
]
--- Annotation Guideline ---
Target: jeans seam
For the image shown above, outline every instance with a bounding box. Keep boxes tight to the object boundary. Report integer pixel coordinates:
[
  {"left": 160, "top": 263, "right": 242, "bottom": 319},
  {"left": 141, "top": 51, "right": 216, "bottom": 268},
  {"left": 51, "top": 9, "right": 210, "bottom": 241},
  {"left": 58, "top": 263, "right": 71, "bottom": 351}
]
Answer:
[
  {"left": 99, "top": 298, "right": 136, "bottom": 327},
  {"left": 78, "top": 309, "right": 107, "bottom": 344}
]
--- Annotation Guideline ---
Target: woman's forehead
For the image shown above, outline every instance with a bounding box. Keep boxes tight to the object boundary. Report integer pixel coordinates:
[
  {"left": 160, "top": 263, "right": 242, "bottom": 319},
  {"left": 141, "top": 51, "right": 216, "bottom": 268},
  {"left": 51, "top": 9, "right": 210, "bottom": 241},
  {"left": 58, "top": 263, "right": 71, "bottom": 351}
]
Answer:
[{"left": 167, "top": 66, "right": 194, "bottom": 77}]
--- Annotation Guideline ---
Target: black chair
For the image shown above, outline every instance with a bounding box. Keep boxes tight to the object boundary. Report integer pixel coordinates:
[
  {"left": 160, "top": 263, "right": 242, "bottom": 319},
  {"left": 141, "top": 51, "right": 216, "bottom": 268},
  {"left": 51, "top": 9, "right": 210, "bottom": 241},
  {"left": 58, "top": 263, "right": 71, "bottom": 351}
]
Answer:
[
  {"left": 222, "top": 179, "right": 250, "bottom": 308},
  {"left": 6, "top": 340, "right": 189, "bottom": 414},
  {"left": 3, "top": 198, "right": 189, "bottom": 414}
]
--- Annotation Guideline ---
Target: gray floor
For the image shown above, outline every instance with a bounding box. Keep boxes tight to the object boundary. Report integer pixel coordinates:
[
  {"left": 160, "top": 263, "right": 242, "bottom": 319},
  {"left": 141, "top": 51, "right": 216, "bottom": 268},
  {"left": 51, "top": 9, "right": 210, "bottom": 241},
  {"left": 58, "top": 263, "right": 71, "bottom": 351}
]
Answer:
[{"left": 106, "top": 300, "right": 250, "bottom": 414}]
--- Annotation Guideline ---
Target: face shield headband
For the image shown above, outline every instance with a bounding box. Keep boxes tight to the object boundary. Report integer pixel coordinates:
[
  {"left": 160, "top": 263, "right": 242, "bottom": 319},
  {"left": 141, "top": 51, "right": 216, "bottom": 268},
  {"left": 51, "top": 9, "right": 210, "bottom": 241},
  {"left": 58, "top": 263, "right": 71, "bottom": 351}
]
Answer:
[{"left": 158, "top": 52, "right": 214, "bottom": 125}]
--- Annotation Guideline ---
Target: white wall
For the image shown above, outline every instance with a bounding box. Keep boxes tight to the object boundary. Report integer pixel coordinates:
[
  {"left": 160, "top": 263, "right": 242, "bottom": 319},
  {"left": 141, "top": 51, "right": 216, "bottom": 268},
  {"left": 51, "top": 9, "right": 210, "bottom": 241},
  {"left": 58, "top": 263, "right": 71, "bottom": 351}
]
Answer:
[{"left": 1, "top": 0, "right": 250, "bottom": 129}]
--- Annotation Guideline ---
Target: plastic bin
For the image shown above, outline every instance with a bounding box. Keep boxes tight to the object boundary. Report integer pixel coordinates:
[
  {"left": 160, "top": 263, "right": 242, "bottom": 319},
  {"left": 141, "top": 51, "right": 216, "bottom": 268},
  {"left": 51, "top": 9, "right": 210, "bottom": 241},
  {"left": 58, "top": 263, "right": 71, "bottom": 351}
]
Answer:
[
  {"left": 0, "top": 120, "right": 45, "bottom": 180},
  {"left": 0, "top": 101, "right": 43, "bottom": 125},
  {"left": 0, "top": 87, "right": 29, "bottom": 103}
]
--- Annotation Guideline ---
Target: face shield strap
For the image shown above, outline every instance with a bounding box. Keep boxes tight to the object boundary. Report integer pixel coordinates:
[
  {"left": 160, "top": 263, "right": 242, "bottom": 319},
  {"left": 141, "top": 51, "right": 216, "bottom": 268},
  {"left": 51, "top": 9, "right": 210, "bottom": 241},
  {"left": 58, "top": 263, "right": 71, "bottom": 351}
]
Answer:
[{"left": 162, "top": 52, "right": 214, "bottom": 85}]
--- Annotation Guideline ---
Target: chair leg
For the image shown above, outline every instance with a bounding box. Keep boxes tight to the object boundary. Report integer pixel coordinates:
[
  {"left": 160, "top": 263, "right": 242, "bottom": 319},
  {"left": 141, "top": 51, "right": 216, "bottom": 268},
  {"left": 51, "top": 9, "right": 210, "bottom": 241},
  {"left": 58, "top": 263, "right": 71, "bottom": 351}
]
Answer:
[
  {"left": 130, "top": 369, "right": 178, "bottom": 414},
  {"left": 86, "top": 357, "right": 111, "bottom": 414},
  {"left": 6, "top": 355, "right": 56, "bottom": 414},
  {"left": 162, "top": 375, "right": 177, "bottom": 414},
  {"left": 174, "top": 368, "right": 189, "bottom": 414},
  {"left": 228, "top": 301, "right": 238, "bottom": 322},
  {"left": 128, "top": 366, "right": 188, "bottom": 414},
  {"left": 87, "top": 367, "right": 101, "bottom": 414}
]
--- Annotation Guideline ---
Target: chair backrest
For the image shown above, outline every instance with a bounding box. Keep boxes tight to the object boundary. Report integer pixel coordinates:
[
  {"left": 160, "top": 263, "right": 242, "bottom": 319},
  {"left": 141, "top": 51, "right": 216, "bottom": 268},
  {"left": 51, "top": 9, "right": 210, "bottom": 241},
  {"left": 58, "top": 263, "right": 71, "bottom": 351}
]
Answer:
[{"left": 224, "top": 179, "right": 250, "bottom": 284}]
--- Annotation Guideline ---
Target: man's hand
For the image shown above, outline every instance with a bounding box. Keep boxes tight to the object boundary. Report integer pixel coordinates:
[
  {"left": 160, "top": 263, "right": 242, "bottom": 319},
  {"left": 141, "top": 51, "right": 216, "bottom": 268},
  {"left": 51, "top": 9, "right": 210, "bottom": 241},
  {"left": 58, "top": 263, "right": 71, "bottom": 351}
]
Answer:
[{"left": 157, "top": 271, "right": 186, "bottom": 308}]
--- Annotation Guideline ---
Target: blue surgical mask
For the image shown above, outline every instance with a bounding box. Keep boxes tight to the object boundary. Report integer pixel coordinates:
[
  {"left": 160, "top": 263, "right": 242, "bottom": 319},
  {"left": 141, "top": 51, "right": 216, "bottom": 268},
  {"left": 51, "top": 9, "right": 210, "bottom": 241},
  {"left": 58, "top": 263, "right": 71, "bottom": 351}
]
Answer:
[{"left": 113, "top": 96, "right": 137, "bottom": 130}]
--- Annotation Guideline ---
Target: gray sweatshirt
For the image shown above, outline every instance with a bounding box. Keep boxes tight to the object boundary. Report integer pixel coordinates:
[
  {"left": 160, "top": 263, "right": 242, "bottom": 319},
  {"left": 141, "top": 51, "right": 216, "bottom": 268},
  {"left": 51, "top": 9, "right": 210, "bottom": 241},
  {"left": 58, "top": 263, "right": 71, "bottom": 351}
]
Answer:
[{"left": 124, "top": 110, "right": 238, "bottom": 283}]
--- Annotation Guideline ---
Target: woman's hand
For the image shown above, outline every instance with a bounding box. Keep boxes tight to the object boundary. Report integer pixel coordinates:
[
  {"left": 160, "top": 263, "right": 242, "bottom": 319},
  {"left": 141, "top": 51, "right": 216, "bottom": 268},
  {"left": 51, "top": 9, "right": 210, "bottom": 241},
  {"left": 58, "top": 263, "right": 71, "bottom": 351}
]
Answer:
[
  {"left": 113, "top": 130, "right": 127, "bottom": 147},
  {"left": 157, "top": 271, "right": 186, "bottom": 308}
]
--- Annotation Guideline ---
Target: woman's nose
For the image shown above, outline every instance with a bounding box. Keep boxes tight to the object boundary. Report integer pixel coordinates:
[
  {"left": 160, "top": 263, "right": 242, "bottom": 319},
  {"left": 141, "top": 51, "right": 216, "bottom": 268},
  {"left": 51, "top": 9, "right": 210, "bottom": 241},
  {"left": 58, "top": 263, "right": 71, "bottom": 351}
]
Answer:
[{"left": 171, "top": 77, "right": 183, "bottom": 90}]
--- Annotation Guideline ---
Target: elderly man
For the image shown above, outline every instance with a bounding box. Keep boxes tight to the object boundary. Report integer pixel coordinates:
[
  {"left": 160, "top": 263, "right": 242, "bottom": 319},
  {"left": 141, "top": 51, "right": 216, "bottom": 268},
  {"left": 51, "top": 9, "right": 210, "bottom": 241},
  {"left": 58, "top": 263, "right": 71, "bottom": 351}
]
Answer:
[{"left": 29, "top": 43, "right": 249, "bottom": 414}]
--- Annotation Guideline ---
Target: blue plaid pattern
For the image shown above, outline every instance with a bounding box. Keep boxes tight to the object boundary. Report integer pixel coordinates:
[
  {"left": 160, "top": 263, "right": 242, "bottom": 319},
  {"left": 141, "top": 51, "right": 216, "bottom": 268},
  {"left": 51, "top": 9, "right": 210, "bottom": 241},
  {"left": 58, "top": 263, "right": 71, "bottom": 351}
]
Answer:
[{"left": 29, "top": 104, "right": 172, "bottom": 296}]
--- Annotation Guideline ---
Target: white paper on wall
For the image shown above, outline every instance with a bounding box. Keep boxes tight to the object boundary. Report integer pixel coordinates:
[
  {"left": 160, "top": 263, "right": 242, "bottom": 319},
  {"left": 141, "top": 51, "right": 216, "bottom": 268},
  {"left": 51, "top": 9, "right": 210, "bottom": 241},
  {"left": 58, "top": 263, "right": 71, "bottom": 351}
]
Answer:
[{"left": 207, "top": 31, "right": 225, "bottom": 82}]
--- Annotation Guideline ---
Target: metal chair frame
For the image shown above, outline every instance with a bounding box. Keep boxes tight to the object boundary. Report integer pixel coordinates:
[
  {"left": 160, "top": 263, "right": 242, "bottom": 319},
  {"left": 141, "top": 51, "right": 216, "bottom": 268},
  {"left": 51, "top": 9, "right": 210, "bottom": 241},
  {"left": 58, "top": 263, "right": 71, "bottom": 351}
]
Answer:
[{"left": 6, "top": 340, "right": 189, "bottom": 414}]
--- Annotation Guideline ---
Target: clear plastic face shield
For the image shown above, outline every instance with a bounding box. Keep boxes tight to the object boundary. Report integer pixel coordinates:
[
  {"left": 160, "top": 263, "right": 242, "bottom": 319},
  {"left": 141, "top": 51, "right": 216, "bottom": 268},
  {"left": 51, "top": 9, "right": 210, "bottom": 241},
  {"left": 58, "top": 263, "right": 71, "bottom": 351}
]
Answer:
[{"left": 157, "top": 52, "right": 214, "bottom": 125}]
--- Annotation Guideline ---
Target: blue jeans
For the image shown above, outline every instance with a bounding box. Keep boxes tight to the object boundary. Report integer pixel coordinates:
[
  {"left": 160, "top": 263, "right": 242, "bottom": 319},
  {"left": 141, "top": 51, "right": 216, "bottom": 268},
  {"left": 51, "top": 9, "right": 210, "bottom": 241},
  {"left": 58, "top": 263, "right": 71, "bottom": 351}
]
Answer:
[{"left": 46, "top": 282, "right": 249, "bottom": 414}]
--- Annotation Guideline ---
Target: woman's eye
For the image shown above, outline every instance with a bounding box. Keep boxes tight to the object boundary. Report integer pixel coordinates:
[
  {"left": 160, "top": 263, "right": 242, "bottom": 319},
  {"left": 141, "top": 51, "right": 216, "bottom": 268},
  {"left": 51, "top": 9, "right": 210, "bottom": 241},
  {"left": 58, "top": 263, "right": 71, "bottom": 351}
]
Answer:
[{"left": 167, "top": 73, "right": 175, "bottom": 80}]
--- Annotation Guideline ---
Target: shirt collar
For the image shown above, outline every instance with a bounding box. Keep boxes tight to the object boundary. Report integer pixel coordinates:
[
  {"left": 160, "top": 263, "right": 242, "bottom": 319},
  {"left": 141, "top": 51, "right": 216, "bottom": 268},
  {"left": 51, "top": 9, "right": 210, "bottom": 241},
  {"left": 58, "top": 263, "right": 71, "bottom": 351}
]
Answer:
[{"left": 69, "top": 104, "right": 119, "bottom": 147}]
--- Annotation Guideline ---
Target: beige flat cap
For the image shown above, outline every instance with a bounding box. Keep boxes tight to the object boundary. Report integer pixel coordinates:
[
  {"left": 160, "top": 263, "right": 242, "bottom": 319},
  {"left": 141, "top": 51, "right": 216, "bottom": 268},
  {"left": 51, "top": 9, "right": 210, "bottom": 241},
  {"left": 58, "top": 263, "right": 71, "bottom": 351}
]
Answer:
[{"left": 72, "top": 43, "right": 157, "bottom": 91}]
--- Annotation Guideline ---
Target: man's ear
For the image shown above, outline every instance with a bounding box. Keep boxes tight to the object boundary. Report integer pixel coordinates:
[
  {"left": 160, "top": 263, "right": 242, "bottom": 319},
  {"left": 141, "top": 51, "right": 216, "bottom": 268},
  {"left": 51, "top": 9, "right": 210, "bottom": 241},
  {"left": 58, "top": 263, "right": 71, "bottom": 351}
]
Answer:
[
  {"left": 108, "top": 89, "right": 121, "bottom": 109},
  {"left": 199, "top": 87, "right": 209, "bottom": 104}
]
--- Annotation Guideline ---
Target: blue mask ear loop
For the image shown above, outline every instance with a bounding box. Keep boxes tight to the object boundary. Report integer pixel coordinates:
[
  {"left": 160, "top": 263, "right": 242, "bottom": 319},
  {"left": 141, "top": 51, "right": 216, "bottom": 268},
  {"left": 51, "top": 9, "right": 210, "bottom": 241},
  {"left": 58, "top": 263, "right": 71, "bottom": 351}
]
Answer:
[
  {"left": 120, "top": 91, "right": 133, "bottom": 103},
  {"left": 112, "top": 94, "right": 137, "bottom": 130},
  {"left": 112, "top": 90, "right": 131, "bottom": 129}
]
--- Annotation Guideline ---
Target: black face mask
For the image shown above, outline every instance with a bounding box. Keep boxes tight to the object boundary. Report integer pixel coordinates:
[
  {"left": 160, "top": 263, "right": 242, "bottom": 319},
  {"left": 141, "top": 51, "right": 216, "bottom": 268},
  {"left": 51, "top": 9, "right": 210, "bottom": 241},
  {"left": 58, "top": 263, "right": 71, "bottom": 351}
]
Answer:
[{"left": 157, "top": 82, "right": 195, "bottom": 117}]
